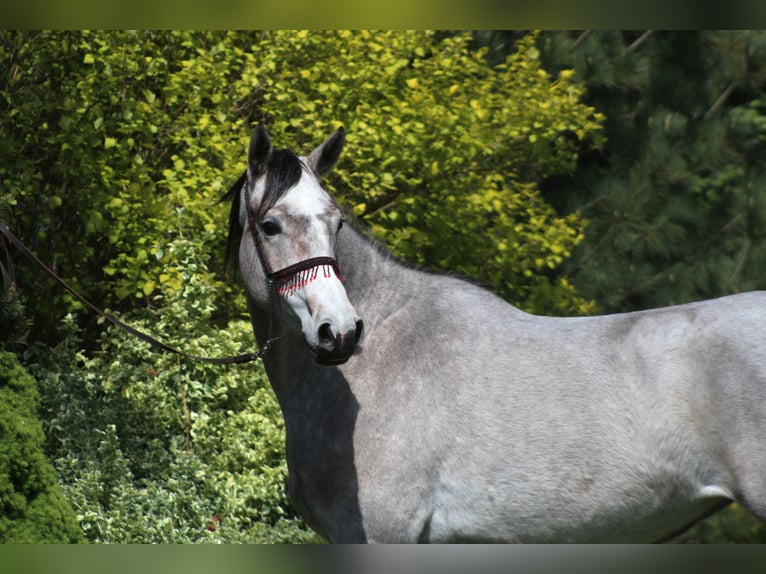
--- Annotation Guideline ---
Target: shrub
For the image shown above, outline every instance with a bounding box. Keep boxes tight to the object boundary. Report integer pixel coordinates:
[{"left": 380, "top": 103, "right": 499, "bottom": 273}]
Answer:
[
  {"left": 2, "top": 30, "right": 602, "bottom": 349},
  {"left": 28, "top": 235, "right": 317, "bottom": 543},
  {"left": 0, "top": 350, "right": 82, "bottom": 543}
]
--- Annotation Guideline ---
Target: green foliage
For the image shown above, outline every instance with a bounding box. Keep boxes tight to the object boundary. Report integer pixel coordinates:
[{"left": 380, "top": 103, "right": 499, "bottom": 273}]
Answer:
[
  {"left": 1, "top": 31, "right": 601, "bottom": 347},
  {"left": 0, "top": 289, "right": 28, "bottom": 350},
  {"left": 0, "top": 31, "right": 250, "bottom": 341},
  {"left": 28, "top": 236, "right": 317, "bottom": 543},
  {"left": 0, "top": 351, "right": 82, "bottom": 543},
  {"left": 0, "top": 196, "right": 28, "bottom": 349},
  {"left": 674, "top": 504, "right": 766, "bottom": 543}
]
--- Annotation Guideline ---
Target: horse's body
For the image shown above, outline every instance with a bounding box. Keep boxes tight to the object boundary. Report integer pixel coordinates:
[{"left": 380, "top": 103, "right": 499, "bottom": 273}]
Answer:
[{"left": 230, "top": 126, "right": 766, "bottom": 542}]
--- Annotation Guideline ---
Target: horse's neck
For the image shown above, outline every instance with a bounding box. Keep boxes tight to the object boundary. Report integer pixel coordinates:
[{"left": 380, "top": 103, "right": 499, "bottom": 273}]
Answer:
[
  {"left": 248, "top": 297, "right": 316, "bottom": 406},
  {"left": 335, "top": 224, "right": 415, "bottom": 324},
  {"left": 250, "top": 223, "right": 415, "bottom": 397},
  {"left": 252, "top": 224, "right": 420, "bottom": 532}
]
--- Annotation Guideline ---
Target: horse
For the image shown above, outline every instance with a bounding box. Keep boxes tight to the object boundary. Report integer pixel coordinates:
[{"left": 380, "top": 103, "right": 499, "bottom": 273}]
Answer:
[{"left": 225, "top": 124, "right": 766, "bottom": 543}]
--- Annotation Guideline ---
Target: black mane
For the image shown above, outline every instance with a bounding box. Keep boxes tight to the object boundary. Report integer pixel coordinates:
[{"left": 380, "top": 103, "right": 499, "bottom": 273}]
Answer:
[{"left": 222, "top": 149, "right": 304, "bottom": 274}]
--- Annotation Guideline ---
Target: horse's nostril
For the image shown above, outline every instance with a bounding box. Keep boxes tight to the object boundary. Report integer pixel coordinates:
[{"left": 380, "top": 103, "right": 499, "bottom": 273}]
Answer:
[
  {"left": 318, "top": 322, "right": 335, "bottom": 346},
  {"left": 316, "top": 320, "right": 362, "bottom": 357}
]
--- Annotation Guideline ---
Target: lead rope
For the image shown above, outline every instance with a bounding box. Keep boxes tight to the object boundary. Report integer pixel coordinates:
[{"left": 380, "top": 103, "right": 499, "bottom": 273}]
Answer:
[{"left": 0, "top": 219, "right": 266, "bottom": 365}]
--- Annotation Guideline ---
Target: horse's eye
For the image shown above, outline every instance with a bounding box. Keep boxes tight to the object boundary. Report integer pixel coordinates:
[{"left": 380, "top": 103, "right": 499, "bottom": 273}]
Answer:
[
  {"left": 337, "top": 218, "right": 345, "bottom": 233},
  {"left": 261, "top": 220, "right": 281, "bottom": 236}
]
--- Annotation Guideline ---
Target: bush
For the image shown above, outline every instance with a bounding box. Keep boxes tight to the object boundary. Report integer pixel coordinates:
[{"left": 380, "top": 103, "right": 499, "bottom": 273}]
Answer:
[
  {"left": 244, "top": 30, "right": 603, "bottom": 315},
  {"left": 2, "top": 30, "right": 602, "bottom": 349},
  {"left": 0, "top": 350, "right": 82, "bottom": 543},
  {"left": 28, "top": 235, "right": 317, "bottom": 543}
]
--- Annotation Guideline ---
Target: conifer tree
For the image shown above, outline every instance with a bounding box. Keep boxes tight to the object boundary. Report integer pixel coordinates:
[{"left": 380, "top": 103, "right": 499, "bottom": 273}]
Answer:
[
  {"left": 0, "top": 199, "right": 81, "bottom": 542},
  {"left": 535, "top": 30, "right": 766, "bottom": 313},
  {"left": 0, "top": 351, "right": 83, "bottom": 543}
]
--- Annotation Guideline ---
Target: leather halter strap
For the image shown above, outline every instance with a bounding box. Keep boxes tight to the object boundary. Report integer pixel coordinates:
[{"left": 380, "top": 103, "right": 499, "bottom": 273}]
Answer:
[
  {"left": 241, "top": 175, "right": 344, "bottom": 355},
  {"left": 243, "top": 177, "right": 342, "bottom": 290}
]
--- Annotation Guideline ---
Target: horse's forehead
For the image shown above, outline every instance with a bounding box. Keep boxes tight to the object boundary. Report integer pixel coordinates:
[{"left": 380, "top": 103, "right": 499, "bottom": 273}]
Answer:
[{"left": 278, "top": 167, "right": 336, "bottom": 219}]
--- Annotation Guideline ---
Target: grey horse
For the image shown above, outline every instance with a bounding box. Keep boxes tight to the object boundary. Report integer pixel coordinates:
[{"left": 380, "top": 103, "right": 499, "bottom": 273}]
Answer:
[{"left": 226, "top": 124, "right": 766, "bottom": 542}]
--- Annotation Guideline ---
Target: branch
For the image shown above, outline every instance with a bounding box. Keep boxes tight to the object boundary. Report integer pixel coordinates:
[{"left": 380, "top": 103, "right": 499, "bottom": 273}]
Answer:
[
  {"left": 704, "top": 80, "right": 739, "bottom": 121},
  {"left": 627, "top": 30, "right": 654, "bottom": 52},
  {"left": 570, "top": 31, "right": 592, "bottom": 50}
]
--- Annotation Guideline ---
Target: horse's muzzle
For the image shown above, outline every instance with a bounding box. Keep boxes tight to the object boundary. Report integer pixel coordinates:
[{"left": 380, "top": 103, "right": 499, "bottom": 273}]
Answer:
[{"left": 314, "top": 319, "right": 364, "bottom": 365}]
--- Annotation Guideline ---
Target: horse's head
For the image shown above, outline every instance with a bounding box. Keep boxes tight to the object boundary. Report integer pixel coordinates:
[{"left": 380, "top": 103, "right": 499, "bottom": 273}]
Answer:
[{"left": 235, "top": 125, "right": 363, "bottom": 366}]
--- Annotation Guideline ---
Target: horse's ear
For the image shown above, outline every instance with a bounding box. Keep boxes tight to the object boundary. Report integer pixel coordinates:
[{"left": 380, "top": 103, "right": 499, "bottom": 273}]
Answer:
[
  {"left": 248, "top": 123, "right": 273, "bottom": 178},
  {"left": 306, "top": 127, "right": 345, "bottom": 177}
]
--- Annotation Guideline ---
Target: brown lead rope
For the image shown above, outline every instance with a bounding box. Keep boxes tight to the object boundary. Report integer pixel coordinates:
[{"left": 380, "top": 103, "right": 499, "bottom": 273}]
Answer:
[{"left": 0, "top": 219, "right": 265, "bottom": 365}]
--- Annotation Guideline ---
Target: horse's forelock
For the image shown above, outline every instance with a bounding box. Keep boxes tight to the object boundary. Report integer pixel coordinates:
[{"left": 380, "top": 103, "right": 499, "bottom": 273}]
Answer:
[
  {"left": 256, "top": 149, "right": 305, "bottom": 220},
  {"left": 223, "top": 149, "right": 304, "bottom": 275}
]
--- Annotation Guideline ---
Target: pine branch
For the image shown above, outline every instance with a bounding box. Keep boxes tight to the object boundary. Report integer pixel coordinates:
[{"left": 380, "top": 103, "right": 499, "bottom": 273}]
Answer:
[
  {"left": 728, "top": 239, "right": 751, "bottom": 287},
  {"left": 570, "top": 31, "right": 592, "bottom": 50},
  {"left": 704, "top": 80, "right": 739, "bottom": 120},
  {"left": 625, "top": 210, "right": 747, "bottom": 301},
  {"left": 627, "top": 30, "right": 654, "bottom": 52}
]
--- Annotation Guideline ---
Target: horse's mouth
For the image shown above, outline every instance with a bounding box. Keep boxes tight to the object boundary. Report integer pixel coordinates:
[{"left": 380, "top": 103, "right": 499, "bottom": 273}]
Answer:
[
  {"left": 316, "top": 355, "right": 351, "bottom": 367},
  {"left": 311, "top": 347, "right": 354, "bottom": 367}
]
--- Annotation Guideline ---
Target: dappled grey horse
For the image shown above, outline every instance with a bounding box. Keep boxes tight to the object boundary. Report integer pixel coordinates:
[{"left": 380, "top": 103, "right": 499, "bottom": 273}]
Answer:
[{"left": 226, "top": 124, "right": 766, "bottom": 543}]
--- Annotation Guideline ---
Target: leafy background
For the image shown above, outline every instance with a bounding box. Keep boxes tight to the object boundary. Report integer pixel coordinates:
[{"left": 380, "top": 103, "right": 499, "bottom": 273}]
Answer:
[{"left": 1, "top": 30, "right": 765, "bottom": 542}]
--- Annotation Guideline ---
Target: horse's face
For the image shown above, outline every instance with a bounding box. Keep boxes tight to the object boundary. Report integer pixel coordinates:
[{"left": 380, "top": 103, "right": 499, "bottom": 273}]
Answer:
[{"left": 239, "top": 126, "right": 363, "bottom": 365}]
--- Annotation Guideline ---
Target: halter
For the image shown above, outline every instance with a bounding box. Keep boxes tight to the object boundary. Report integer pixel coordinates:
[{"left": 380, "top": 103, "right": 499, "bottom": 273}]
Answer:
[{"left": 243, "top": 176, "right": 343, "bottom": 354}]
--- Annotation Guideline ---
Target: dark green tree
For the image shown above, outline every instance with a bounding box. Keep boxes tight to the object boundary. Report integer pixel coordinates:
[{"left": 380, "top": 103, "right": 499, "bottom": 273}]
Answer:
[
  {"left": 534, "top": 30, "right": 766, "bottom": 313},
  {"left": 0, "top": 350, "right": 83, "bottom": 543}
]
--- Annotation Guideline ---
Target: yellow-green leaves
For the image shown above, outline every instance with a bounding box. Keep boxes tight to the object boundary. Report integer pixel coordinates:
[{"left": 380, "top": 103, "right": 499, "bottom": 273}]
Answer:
[
  {"left": 5, "top": 30, "right": 601, "bottom": 339},
  {"left": 238, "top": 30, "right": 602, "bottom": 314}
]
